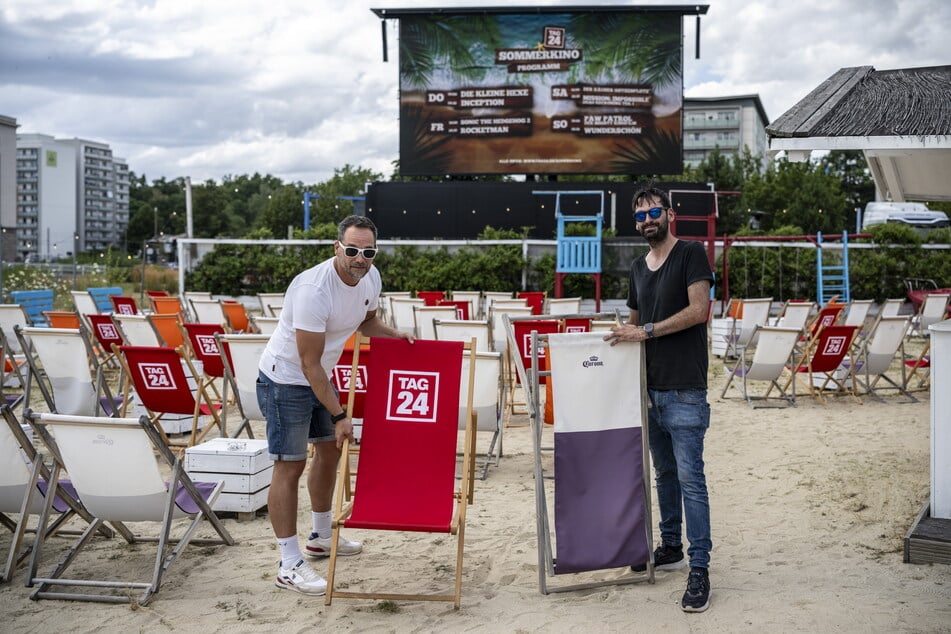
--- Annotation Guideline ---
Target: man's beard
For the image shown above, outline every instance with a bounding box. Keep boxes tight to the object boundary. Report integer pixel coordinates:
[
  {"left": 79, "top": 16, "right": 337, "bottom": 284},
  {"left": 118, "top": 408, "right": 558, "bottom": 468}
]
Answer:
[{"left": 643, "top": 221, "right": 669, "bottom": 246}]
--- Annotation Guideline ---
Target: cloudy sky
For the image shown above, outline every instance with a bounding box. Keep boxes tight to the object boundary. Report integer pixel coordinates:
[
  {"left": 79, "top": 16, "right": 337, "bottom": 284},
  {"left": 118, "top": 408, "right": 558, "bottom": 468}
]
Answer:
[{"left": 2, "top": 0, "right": 948, "bottom": 184}]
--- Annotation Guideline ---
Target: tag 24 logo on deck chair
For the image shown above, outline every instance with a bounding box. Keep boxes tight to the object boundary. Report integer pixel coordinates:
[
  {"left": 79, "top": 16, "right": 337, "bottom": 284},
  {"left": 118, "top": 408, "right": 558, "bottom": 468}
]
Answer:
[
  {"left": 138, "top": 363, "right": 178, "bottom": 390},
  {"left": 386, "top": 370, "right": 440, "bottom": 423}
]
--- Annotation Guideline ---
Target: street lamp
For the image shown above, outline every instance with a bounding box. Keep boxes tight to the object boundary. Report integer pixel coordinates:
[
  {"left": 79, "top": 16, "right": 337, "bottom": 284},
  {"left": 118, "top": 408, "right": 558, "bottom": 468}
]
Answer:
[{"left": 153, "top": 206, "right": 158, "bottom": 240}]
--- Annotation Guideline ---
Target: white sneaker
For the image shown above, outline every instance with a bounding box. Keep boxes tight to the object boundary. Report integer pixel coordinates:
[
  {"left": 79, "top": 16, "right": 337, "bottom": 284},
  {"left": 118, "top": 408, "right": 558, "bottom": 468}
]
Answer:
[
  {"left": 275, "top": 559, "right": 327, "bottom": 595},
  {"left": 305, "top": 532, "right": 363, "bottom": 558}
]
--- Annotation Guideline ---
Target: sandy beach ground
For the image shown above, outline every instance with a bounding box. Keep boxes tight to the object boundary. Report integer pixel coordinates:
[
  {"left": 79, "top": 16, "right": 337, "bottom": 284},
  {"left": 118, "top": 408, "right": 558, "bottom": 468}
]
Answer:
[{"left": 1, "top": 346, "right": 949, "bottom": 633}]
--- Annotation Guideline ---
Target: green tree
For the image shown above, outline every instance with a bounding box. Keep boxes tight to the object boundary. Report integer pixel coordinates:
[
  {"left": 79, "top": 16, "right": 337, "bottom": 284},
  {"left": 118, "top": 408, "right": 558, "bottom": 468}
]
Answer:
[
  {"left": 739, "top": 159, "right": 849, "bottom": 234},
  {"left": 256, "top": 184, "right": 305, "bottom": 238},
  {"left": 819, "top": 150, "right": 875, "bottom": 226},
  {"left": 308, "top": 164, "right": 382, "bottom": 226}
]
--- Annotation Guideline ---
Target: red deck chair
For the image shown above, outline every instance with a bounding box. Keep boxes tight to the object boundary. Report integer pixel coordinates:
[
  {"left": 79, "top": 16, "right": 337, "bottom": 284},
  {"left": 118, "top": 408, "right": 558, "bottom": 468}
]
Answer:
[
  {"left": 787, "top": 324, "right": 859, "bottom": 402},
  {"left": 117, "top": 345, "right": 223, "bottom": 449},
  {"left": 109, "top": 295, "right": 139, "bottom": 316},
  {"left": 145, "top": 290, "right": 169, "bottom": 298},
  {"left": 325, "top": 336, "right": 475, "bottom": 609},
  {"left": 439, "top": 299, "right": 471, "bottom": 320},
  {"left": 517, "top": 291, "right": 546, "bottom": 315},
  {"left": 416, "top": 291, "right": 446, "bottom": 306},
  {"left": 560, "top": 317, "right": 591, "bottom": 333},
  {"left": 181, "top": 323, "right": 226, "bottom": 401},
  {"left": 85, "top": 313, "right": 125, "bottom": 374}
]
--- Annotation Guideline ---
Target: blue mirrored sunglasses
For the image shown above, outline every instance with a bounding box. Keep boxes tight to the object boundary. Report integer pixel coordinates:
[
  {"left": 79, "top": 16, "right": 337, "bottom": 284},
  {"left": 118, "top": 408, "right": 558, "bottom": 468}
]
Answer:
[{"left": 634, "top": 207, "right": 665, "bottom": 223}]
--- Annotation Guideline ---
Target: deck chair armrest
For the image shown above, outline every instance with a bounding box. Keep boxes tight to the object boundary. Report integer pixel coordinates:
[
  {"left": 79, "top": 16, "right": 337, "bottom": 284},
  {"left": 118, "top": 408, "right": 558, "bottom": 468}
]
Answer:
[{"left": 332, "top": 502, "right": 354, "bottom": 527}]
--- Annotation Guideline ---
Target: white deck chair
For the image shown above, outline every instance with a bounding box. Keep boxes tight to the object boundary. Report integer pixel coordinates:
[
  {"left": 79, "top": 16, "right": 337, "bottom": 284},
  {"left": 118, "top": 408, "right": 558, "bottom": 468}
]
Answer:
[
  {"left": 0, "top": 405, "right": 111, "bottom": 583},
  {"left": 775, "top": 300, "right": 815, "bottom": 331},
  {"left": 15, "top": 327, "right": 121, "bottom": 417},
  {"left": 413, "top": 305, "right": 456, "bottom": 341},
  {"left": 113, "top": 313, "right": 161, "bottom": 346},
  {"left": 530, "top": 332, "right": 653, "bottom": 593},
  {"left": 249, "top": 315, "right": 279, "bottom": 335},
  {"left": 189, "top": 298, "right": 225, "bottom": 326},
  {"left": 217, "top": 333, "right": 269, "bottom": 439},
  {"left": 451, "top": 291, "right": 482, "bottom": 318},
  {"left": 0, "top": 305, "right": 31, "bottom": 401},
  {"left": 853, "top": 315, "right": 915, "bottom": 401},
  {"left": 435, "top": 319, "right": 492, "bottom": 352},
  {"left": 24, "top": 410, "right": 234, "bottom": 605},
  {"left": 546, "top": 297, "right": 582, "bottom": 316},
  {"left": 911, "top": 293, "right": 950, "bottom": 337},
  {"left": 720, "top": 326, "right": 800, "bottom": 407},
  {"left": 388, "top": 297, "right": 424, "bottom": 335},
  {"left": 724, "top": 297, "right": 773, "bottom": 358},
  {"left": 490, "top": 305, "right": 532, "bottom": 353},
  {"left": 879, "top": 298, "right": 905, "bottom": 317},
  {"left": 256, "top": 293, "right": 285, "bottom": 315},
  {"left": 589, "top": 319, "right": 620, "bottom": 332},
  {"left": 69, "top": 291, "right": 100, "bottom": 318},
  {"left": 459, "top": 351, "right": 504, "bottom": 482},
  {"left": 844, "top": 299, "right": 875, "bottom": 330},
  {"left": 379, "top": 291, "right": 410, "bottom": 325}
]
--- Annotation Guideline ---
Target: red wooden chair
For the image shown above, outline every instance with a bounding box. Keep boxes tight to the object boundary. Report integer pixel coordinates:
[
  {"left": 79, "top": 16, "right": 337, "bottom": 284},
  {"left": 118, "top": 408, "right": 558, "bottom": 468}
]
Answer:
[
  {"left": 438, "top": 299, "right": 471, "bottom": 320},
  {"left": 181, "top": 323, "right": 227, "bottom": 402},
  {"left": 416, "top": 291, "right": 446, "bottom": 306},
  {"left": 325, "top": 336, "right": 475, "bottom": 609},
  {"left": 116, "top": 345, "right": 223, "bottom": 449},
  {"left": 786, "top": 324, "right": 860, "bottom": 402},
  {"left": 109, "top": 295, "right": 140, "bottom": 316},
  {"left": 517, "top": 291, "right": 546, "bottom": 315},
  {"left": 220, "top": 300, "right": 250, "bottom": 333}
]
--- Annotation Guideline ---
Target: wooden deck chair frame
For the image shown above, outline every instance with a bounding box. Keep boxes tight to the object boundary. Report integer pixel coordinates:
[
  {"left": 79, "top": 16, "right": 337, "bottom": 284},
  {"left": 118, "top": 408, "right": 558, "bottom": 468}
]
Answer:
[
  {"left": 528, "top": 331, "right": 654, "bottom": 594},
  {"left": 325, "top": 335, "right": 476, "bottom": 609},
  {"left": 14, "top": 326, "right": 122, "bottom": 417},
  {"left": 903, "top": 339, "right": 931, "bottom": 392},
  {"left": 115, "top": 345, "right": 223, "bottom": 449},
  {"left": 0, "top": 405, "right": 113, "bottom": 584},
  {"left": 853, "top": 315, "right": 915, "bottom": 401},
  {"left": 412, "top": 305, "right": 456, "bottom": 341},
  {"left": 23, "top": 409, "right": 234, "bottom": 605},
  {"left": 720, "top": 325, "right": 800, "bottom": 408},
  {"left": 215, "top": 333, "right": 267, "bottom": 439}
]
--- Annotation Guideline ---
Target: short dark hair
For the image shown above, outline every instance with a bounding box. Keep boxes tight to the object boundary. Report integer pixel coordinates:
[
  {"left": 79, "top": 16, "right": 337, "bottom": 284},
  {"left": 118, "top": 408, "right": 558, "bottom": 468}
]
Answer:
[
  {"left": 632, "top": 186, "right": 671, "bottom": 211},
  {"left": 337, "top": 215, "right": 377, "bottom": 241}
]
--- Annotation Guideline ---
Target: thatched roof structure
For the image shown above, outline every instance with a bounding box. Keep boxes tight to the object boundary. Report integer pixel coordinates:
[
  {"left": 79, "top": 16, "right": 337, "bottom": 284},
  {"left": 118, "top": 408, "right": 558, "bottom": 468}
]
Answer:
[{"left": 767, "top": 65, "right": 951, "bottom": 202}]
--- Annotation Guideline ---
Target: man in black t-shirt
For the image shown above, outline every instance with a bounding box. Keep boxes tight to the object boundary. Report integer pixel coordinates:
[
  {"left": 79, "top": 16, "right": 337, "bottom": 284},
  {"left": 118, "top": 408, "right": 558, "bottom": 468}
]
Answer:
[{"left": 604, "top": 186, "right": 714, "bottom": 613}]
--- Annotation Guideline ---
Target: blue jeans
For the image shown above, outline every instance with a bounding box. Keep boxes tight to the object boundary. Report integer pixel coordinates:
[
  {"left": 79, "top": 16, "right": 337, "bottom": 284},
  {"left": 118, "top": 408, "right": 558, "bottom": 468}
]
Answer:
[
  {"left": 646, "top": 388, "right": 711, "bottom": 569},
  {"left": 257, "top": 371, "right": 337, "bottom": 461}
]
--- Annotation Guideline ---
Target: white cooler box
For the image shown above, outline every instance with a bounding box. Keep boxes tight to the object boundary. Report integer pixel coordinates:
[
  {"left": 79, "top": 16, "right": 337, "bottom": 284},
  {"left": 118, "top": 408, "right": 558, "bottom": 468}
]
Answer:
[
  {"left": 711, "top": 317, "right": 735, "bottom": 357},
  {"left": 185, "top": 438, "right": 273, "bottom": 514}
]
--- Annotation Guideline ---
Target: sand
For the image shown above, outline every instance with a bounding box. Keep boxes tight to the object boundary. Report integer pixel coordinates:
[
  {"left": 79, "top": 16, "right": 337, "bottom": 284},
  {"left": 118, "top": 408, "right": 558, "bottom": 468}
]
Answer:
[{"left": 1, "top": 353, "right": 949, "bottom": 633}]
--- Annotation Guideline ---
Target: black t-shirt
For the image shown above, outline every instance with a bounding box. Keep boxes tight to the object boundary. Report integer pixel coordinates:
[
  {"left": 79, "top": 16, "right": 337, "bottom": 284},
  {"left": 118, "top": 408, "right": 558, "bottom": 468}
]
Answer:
[{"left": 626, "top": 240, "right": 714, "bottom": 390}]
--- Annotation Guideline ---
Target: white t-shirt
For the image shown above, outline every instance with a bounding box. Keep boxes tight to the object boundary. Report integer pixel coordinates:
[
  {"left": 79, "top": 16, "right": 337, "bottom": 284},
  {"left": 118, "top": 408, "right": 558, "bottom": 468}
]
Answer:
[{"left": 258, "top": 257, "right": 381, "bottom": 385}]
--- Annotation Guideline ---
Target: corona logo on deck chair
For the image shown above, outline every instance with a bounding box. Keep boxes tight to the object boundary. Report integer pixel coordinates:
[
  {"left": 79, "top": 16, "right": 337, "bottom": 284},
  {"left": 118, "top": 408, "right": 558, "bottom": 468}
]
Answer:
[
  {"left": 138, "top": 362, "right": 178, "bottom": 390},
  {"left": 386, "top": 370, "right": 439, "bottom": 422}
]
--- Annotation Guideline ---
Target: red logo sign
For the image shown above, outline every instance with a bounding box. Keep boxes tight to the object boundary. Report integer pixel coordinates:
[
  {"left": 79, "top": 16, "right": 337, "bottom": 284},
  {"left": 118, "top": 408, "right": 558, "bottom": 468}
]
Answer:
[
  {"left": 138, "top": 362, "right": 177, "bottom": 390},
  {"left": 332, "top": 364, "right": 368, "bottom": 393}
]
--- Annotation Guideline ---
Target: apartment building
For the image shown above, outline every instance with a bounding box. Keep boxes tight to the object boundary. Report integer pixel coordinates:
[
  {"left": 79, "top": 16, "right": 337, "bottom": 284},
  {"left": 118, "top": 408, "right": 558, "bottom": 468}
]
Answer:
[
  {"left": 683, "top": 95, "right": 770, "bottom": 170},
  {"left": 14, "top": 134, "right": 129, "bottom": 262},
  {"left": 0, "top": 115, "right": 16, "bottom": 261}
]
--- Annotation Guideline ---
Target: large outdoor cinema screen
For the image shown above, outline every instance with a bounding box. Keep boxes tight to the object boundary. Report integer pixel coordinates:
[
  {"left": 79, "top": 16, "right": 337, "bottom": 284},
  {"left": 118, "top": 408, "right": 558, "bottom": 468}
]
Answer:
[{"left": 397, "top": 10, "right": 685, "bottom": 176}]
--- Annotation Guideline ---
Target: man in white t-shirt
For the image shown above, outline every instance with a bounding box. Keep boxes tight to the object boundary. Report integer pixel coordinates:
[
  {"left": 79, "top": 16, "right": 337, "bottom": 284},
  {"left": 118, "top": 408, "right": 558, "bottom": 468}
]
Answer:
[{"left": 257, "top": 215, "right": 414, "bottom": 596}]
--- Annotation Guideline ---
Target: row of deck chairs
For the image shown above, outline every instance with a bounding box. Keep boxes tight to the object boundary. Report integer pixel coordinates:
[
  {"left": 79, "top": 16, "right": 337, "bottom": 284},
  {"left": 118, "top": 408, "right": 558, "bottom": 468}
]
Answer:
[{"left": 719, "top": 295, "right": 943, "bottom": 407}]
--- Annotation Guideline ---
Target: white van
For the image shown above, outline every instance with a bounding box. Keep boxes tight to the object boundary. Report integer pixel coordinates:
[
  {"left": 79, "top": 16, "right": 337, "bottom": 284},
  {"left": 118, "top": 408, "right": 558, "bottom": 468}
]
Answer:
[{"left": 862, "top": 201, "right": 949, "bottom": 231}]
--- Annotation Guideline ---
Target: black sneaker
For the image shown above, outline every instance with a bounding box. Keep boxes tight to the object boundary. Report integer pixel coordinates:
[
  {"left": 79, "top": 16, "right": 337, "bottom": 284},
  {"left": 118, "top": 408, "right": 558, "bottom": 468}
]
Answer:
[
  {"left": 681, "top": 567, "right": 710, "bottom": 612},
  {"left": 631, "top": 542, "right": 686, "bottom": 573}
]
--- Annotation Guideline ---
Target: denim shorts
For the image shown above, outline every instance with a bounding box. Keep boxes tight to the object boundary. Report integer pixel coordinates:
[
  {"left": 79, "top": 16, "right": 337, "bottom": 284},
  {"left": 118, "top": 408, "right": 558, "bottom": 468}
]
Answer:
[{"left": 256, "top": 371, "right": 337, "bottom": 461}]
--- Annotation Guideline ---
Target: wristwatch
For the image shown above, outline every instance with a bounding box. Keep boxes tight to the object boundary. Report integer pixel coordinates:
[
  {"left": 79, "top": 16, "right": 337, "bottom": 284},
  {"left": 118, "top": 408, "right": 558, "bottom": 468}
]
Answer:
[
  {"left": 643, "top": 323, "right": 655, "bottom": 339},
  {"left": 331, "top": 411, "right": 348, "bottom": 424}
]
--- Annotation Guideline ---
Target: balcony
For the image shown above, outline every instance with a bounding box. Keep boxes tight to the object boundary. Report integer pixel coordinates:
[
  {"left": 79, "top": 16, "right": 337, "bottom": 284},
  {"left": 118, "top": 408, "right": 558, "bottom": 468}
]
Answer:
[{"left": 683, "top": 117, "right": 740, "bottom": 130}]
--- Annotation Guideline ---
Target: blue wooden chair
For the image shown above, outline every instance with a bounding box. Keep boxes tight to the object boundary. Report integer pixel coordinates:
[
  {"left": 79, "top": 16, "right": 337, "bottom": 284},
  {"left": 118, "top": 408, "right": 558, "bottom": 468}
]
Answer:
[{"left": 9, "top": 290, "right": 54, "bottom": 327}]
